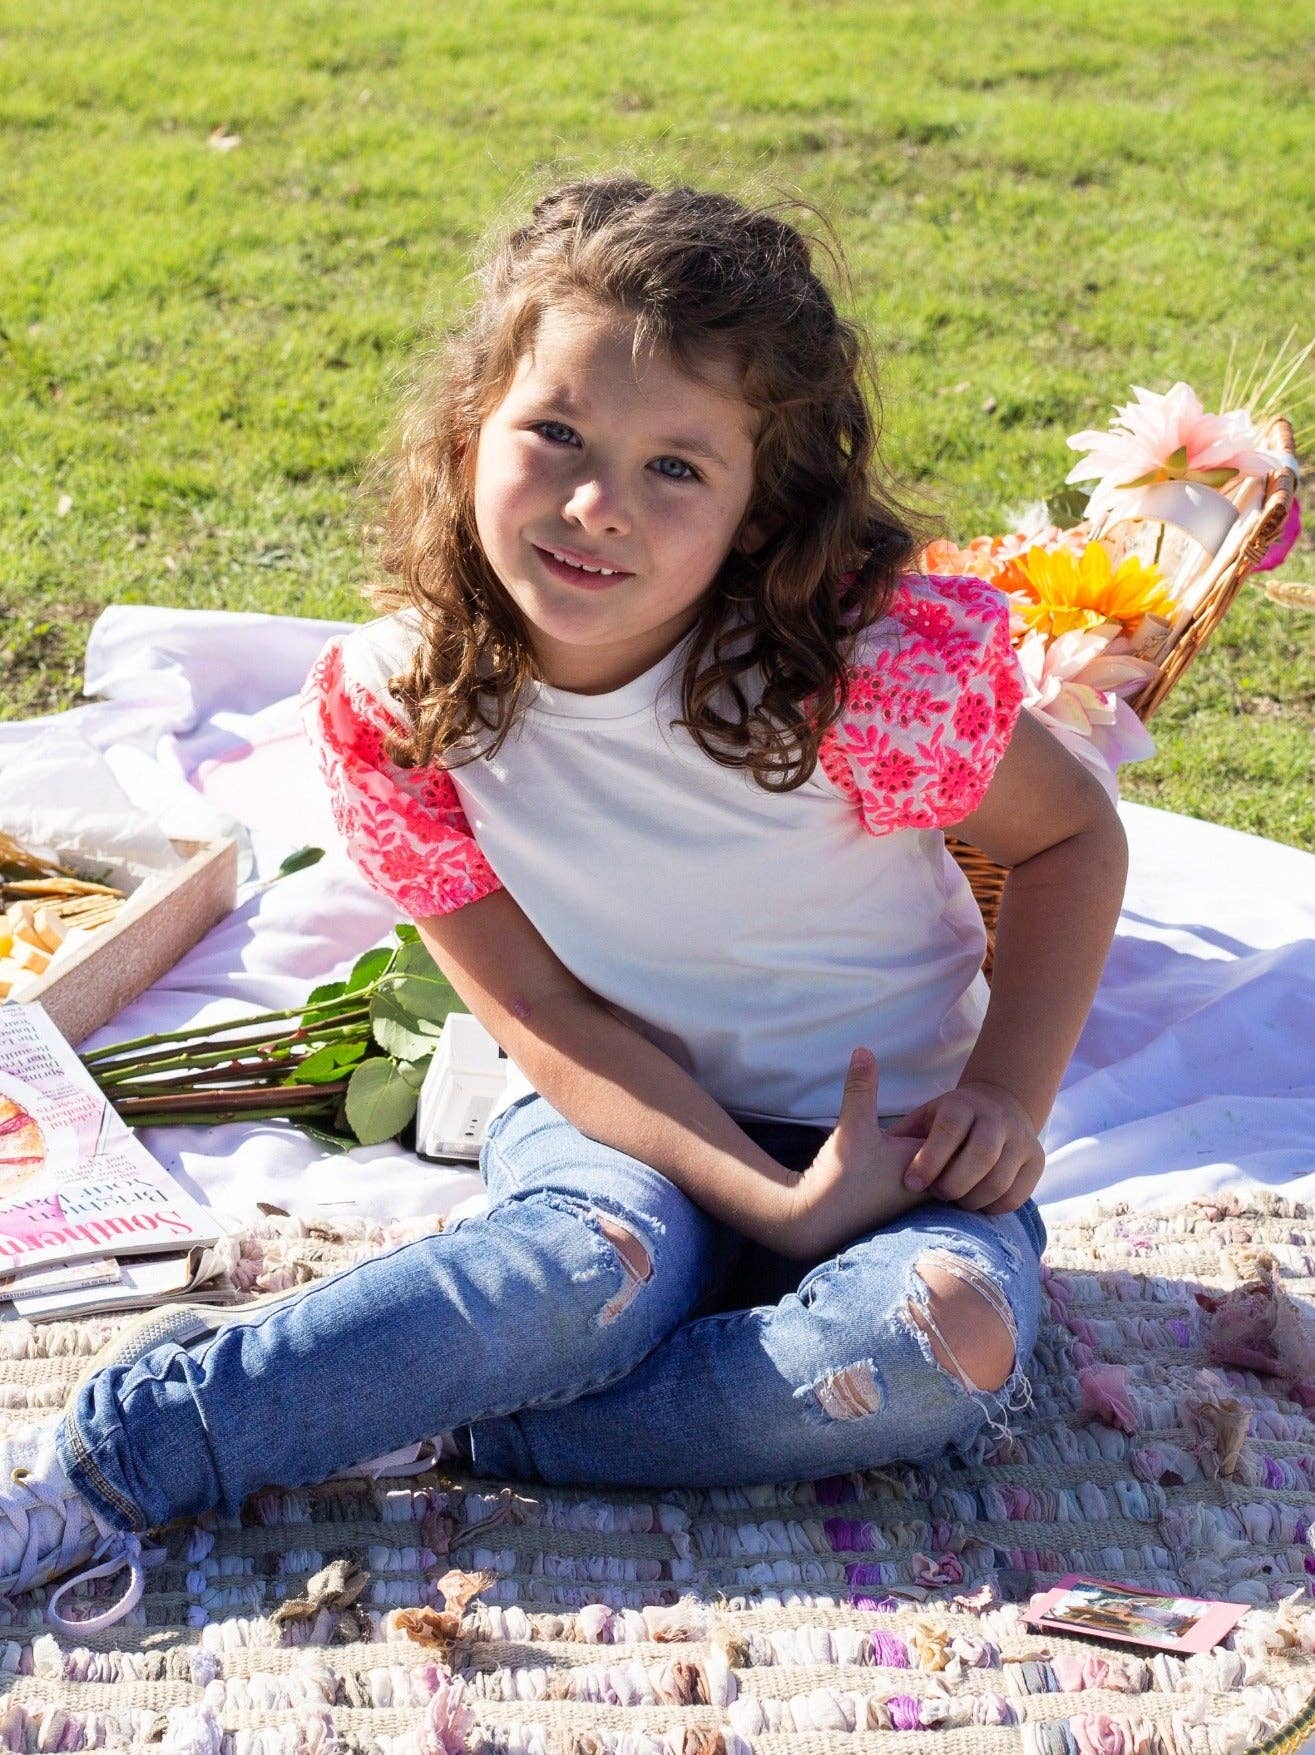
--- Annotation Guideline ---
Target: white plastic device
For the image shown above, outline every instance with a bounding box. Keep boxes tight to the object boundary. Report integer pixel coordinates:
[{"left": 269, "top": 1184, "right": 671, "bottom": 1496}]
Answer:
[{"left": 414, "top": 1012, "right": 511, "bottom": 1161}]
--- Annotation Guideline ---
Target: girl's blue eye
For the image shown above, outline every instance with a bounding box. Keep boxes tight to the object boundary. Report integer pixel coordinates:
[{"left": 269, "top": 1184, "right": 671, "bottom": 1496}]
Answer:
[
  {"left": 654, "top": 456, "right": 699, "bottom": 482},
  {"left": 530, "top": 423, "right": 700, "bottom": 483}
]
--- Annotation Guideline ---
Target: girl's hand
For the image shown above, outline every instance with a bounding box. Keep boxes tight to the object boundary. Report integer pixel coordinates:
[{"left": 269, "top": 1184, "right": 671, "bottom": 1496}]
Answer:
[
  {"left": 781, "top": 1048, "right": 924, "bottom": 1260},
  {"left": 886, "top": 1080, "right": 1045, "bottom": 1214}
]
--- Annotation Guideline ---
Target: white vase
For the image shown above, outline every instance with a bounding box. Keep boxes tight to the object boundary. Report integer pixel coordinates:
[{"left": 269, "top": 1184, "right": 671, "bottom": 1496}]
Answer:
[{"left": 1121, "top": 480, "right": 1240, "bottom": 556}]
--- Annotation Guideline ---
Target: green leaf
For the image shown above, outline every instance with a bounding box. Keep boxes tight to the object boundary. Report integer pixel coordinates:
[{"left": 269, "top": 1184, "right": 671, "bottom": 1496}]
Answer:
[
  {"left": 384, "top": 939, "right": 468, "bottom": 1023},
  {"left": 294, "top": 1040, "right": 368, "bottom": 1084},
  {"left": 1121, "top": 467, "right": 1169, "bottom": 490},
  {"left": 304, "top": 980, "right": 346, "bottom": 1011},
  {"left": 397, "top": 1055, "right": 433, "bottom": 1091},
  {"left": 345, "top": 946, "right": 394, "bottom": 993},
  {"left": 393, "top": 922, "right": 420, "bottom": 944},
  {"left": 1194, "top": 467, "right": 1240, "bottom": 489},
  {"left": 1043, "top": 483, "right": 1091, "bottom": 526},
  {"left": 296, "top": 1122, "right": 355, "bottom": 1154},
  {"left": 344, "top": 1058, "right": 420, "bottom": 1146},
  {"left": 370, "top": 991, "right": 445, "bottom": 1060},
  {"left": 276, "top": 846, "right": 325, "bottom": 880}
]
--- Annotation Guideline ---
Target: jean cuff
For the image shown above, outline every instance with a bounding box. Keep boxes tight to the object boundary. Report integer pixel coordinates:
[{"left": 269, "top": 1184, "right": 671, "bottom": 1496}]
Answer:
[
  {"left": 55, "top": 1402, "right": 149, "bottom": 1534},
  {"left": 463, "top": 1414, "right": 537, "bottom": 1483}
]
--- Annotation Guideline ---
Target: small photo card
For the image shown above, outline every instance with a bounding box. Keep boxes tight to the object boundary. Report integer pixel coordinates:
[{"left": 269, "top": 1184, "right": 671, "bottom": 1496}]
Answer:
[{"left": 1024, "top": 1574, "right": 1249, "bottom": 1655}]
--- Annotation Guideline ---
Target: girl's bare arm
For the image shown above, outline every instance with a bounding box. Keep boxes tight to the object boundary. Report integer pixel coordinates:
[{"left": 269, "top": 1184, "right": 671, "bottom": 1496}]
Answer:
[
  {"left": 946, "top": 708, "right": 1130, "bottom": 1130},
  {"left": 412, "top": 889, "right": 916, "bottom": 1257}
]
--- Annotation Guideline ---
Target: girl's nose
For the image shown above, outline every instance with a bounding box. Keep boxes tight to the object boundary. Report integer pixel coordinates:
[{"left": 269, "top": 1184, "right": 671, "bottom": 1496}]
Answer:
[{"left": 561, "top": 475, "right": 630, "bottom": 536}]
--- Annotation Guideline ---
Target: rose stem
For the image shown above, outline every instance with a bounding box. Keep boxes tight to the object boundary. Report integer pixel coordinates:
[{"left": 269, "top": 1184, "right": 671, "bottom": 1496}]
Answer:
[
  {"left": 99, "top": 1057, "right": 346, "bottom": 1097},
  {"left": 119, "top": 1103, "right": 342, "bottom": 1130},
  {"left": 91, "top": 1016, "right": 370, "bottom": 1084},
  {"left": 113, "top": 1079, "right": 351, "bottom": 1117},
  {"left": 79, "top": 993, "right": 381, "bottom": 1064}
]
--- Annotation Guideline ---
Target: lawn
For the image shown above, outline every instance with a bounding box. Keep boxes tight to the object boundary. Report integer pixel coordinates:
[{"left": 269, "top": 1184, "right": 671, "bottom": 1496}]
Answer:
[{"left": 2, "top": 0, "right": 1312, "bottom": 845}]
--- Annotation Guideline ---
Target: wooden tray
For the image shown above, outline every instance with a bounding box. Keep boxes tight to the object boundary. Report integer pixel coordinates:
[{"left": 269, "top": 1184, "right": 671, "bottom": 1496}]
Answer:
[{"left": 15, "top": 838, "right": 238, "bottom": 1046}]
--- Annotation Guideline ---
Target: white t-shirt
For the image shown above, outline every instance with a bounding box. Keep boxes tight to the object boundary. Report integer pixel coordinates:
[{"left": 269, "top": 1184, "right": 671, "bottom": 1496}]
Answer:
[{"left": 300, "top": 571, "right": 1026, "bottom": 1127}]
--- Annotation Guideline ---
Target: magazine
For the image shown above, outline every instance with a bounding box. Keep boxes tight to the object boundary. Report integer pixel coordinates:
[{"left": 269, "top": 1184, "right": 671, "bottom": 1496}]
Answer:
[
  {"left": 0, "top": 1001, "right": 223, "bottom": 1287},
  {"left": 1, "top": 1242, "right": 243, "bottom": 1322},
  {"left": 1025, "top": 1574, "right": 1249, "bottom": 1655}
]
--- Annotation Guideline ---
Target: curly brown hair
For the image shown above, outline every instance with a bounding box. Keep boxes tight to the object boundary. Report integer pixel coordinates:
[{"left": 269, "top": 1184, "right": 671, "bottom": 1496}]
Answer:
[{"left": 363, "top": 171, "right": 946, "bottom": 791}]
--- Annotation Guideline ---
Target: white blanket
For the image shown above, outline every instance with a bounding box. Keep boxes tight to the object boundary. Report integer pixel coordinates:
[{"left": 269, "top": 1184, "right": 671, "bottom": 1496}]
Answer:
[{"left": 3, "top": 605, "right": 1312, "bottom": 1231}]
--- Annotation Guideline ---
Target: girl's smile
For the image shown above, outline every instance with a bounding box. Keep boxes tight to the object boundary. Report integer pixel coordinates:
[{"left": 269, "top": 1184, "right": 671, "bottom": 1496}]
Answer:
[
  {"left": 530, "top": 541, "right": 634, "bottom": 588},
  {"left": 473, "top": 301, "right": 764, "bottom": 694}
]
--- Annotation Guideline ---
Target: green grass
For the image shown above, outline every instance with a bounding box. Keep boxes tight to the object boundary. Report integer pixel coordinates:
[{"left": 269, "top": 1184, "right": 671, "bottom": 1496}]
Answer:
[{"left": 2, "top": 0, "right": 1312, "bottom": 846}]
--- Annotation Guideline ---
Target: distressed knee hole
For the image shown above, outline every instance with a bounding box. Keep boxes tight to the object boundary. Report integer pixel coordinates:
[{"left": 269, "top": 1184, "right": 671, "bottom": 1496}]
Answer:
[
  {"left": 809, "top": 1360, "right": 883, "bottom": 1421},
  {"left": 595, "top": 1212, "right": 652, "bottom": 1325},
  {"left": 906, "top": 1254, "right": 1016, "bottom": 1395}
]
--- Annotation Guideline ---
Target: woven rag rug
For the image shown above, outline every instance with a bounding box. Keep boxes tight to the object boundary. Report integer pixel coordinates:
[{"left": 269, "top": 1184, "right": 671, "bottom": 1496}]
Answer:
[{"left": 3, "top": 1194, "right": 1315, "bottom": 1755}]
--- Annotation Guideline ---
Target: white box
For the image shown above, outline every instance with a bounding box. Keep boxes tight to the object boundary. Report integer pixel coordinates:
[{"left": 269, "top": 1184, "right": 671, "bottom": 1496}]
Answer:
[{"left": 415, "top": 1013, "right": 510, "bottom": 1161}]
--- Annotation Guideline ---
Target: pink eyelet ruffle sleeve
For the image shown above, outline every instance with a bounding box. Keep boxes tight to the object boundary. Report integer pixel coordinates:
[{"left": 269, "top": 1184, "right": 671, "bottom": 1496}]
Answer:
[
  {"left": 299, "top": 627, "right": 504, "bottom": 919},
  {"left": 817, "top": 572, "right": 1026, "bottom": 835}
]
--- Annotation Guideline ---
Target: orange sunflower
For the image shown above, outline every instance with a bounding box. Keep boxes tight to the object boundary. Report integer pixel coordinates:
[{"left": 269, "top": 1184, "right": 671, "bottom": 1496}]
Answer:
[{"left": 997, "top": 543, "right": 1177, "bottom": 640}]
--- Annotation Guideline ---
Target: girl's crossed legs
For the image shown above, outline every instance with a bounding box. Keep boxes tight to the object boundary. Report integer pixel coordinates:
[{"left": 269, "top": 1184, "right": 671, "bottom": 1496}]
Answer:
[
  {"left": 57, "top": 1092, "right": 1046, "bottom": 1534},
  {"left": 461, "top": 1093, "right": 1048, "bottom": 1486}
]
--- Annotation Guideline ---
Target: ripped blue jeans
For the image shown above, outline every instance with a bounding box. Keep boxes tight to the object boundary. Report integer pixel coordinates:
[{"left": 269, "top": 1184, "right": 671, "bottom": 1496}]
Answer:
[
  {"left": 461, "top": 1093, "right": 1046, "bottom": 1487},
  {"left": 60, "top": 1092, "right": 1046, "bottom": 1530}
]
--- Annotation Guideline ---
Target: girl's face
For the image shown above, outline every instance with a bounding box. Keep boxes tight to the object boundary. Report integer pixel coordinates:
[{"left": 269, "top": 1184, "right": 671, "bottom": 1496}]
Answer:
[{"left": 473, "top": 301, "right": 764, "bottom": 694}]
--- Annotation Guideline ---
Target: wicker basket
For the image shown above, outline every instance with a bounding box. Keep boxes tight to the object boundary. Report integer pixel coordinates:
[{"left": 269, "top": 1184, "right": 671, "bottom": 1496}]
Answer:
[{"left": 948, "top": 416, "right": 1299, "bottom": 979}]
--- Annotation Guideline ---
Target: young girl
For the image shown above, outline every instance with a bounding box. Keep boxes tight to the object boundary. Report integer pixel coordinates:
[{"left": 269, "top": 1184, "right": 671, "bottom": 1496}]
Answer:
[{"left": 1, "top": 174, "right": 1127, "bottom": 1633}]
